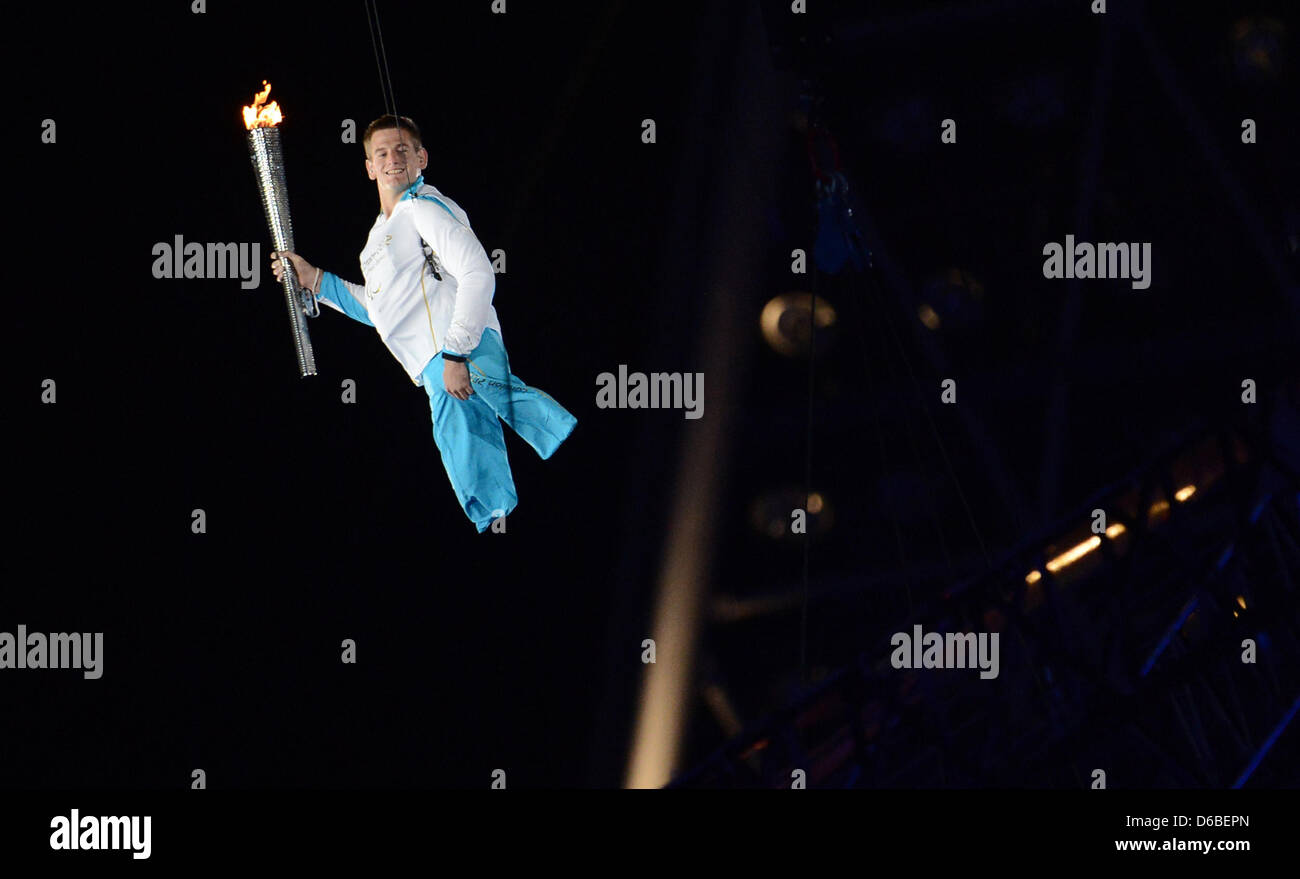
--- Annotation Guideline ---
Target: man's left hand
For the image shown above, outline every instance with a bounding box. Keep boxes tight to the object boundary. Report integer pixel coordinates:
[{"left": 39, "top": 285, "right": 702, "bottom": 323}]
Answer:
[{"left": 444, "top": 360, "right": 473, "bottom": 400}]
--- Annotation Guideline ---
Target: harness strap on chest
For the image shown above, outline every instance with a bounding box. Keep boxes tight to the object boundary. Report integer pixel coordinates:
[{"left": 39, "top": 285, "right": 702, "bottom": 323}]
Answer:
[{"left": 409, "top": 193, "right": 463, "bottom": 280}]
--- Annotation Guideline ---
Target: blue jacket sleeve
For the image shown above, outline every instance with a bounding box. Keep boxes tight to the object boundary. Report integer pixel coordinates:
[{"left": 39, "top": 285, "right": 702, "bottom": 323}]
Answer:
[{"left": 316, "top": 272, "right": 375, "bottom": 327}]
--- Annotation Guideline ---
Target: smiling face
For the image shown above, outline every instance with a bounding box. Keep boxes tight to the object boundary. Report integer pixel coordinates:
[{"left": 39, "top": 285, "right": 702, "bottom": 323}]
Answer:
[{"left": 365, "top": 126, "right": 427, "bottom": 193}]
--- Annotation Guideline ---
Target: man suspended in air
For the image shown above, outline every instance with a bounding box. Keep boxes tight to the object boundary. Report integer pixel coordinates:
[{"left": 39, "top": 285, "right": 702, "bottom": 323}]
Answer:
[{"left": 271, "top": 115, "right": 577, "bottom": 532}]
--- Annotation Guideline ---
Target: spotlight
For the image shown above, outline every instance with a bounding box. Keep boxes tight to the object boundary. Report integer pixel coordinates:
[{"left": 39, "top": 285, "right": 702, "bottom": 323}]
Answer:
[
  {"left": 761, "top": 293, "right": 837, "bottom": 357},
  {"left": 918, "top": 267, "right": 984, "bottom": 333},
  {"left": 751, "top": 486, "right": 834, "bottom": 540}
]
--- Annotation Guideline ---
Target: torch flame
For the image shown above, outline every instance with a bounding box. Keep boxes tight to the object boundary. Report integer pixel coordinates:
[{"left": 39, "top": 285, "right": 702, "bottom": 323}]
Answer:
[{"left": 242, "top": 80, "right": 283, "bottom": 129}]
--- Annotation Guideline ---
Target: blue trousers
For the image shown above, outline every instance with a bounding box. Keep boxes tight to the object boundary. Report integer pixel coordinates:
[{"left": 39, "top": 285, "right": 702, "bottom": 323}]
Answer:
[{"left": 421, "top": 328, "right": 577, "bottom": 532}]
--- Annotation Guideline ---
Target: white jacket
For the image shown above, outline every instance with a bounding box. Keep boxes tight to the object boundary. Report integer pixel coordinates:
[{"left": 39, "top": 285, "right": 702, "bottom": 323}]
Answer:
[{"left": 317, "top": 176, "right": 501, "bottom": 388}]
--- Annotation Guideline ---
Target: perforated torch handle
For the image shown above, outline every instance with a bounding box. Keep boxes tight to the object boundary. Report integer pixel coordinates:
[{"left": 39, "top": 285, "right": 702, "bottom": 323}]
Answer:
[{"left": 249, "top": 126, "right": 318, "bottom": 378}]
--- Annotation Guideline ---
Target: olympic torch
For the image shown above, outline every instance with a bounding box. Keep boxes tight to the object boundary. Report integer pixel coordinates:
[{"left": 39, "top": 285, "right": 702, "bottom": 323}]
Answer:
[{"left": 242, "top": 80, "right": 318, "bottom": 377}]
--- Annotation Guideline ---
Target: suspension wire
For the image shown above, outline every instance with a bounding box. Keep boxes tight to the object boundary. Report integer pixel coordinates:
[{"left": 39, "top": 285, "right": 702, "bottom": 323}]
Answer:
[
  {"left": 862, "top": 267, "right": 960, "bottom": 582},
  {"left": 801, "top": 266, "right": 817, "bottom": 687},
  {"left": 801, "top": 102, "right": 1040, "bottom": 748},
  {"left": 839, "top": 223, "right": 1073, "bottom": 784},
  {"left": 796, "top": 95, "right": 1070, "bottom": 783},
  {"left": 847, "top": 264, "right": 1073, "bottom": 781},
  {"left": 364, "top": 0, "right": 416, "bottom": 193},
  {"left": 855, "top": 259, "right": 992, "bottom": 569},
  {"left": 852, "top": 267, "right": 919, "bottom": 618}
]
